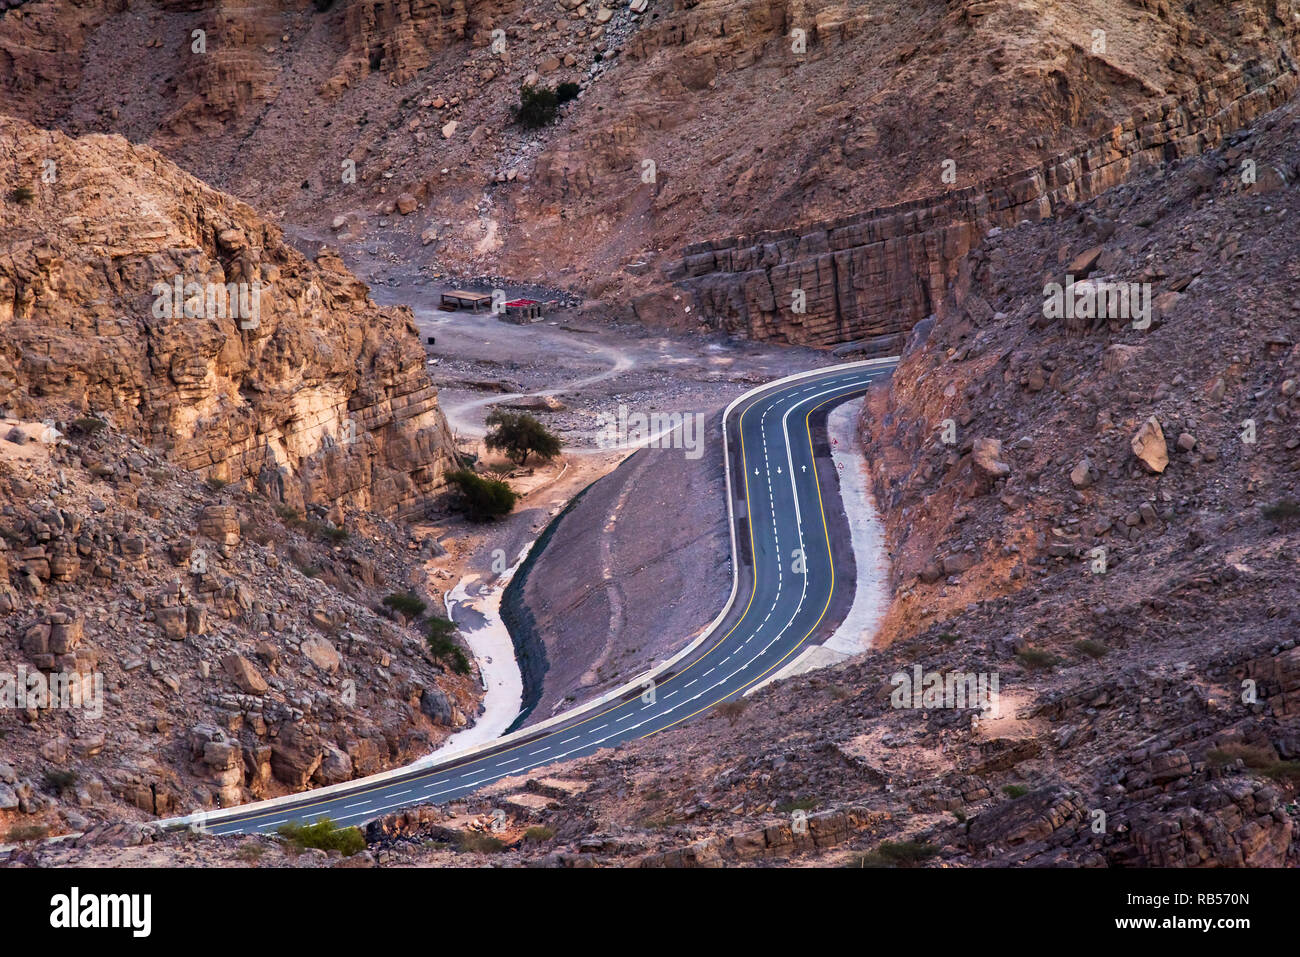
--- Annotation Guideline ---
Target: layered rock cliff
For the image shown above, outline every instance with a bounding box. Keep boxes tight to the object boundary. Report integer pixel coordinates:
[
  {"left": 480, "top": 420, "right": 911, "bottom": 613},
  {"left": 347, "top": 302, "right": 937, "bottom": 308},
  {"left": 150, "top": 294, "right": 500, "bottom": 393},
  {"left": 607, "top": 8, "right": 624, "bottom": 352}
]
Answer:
[
  {"left": 5, "top": 0, "right": 1297, "bottom": 314},
  {"left": 0, "top": 113, "right": 478, "bottom": 834},
  {"left": 0, "top": 113, "right": 458, "bottom": 519},
  {"left": 668, "top": 44, "right": 1299, "bottom": 346}
]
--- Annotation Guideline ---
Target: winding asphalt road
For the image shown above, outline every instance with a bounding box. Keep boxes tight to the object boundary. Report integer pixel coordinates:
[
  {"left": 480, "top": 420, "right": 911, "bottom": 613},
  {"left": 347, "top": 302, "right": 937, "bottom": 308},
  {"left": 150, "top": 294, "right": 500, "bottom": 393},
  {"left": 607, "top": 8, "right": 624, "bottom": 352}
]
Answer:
[{"left": 194, "top": 359, "right": 897, "bottom": 835}]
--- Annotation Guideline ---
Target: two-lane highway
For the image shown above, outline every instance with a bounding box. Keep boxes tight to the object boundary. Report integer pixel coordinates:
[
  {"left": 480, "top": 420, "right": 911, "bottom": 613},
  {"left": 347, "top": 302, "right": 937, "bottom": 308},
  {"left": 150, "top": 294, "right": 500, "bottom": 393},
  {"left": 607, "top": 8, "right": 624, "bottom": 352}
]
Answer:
[{"left": 193, "top": 359, "right": 896, "bottom": 835}]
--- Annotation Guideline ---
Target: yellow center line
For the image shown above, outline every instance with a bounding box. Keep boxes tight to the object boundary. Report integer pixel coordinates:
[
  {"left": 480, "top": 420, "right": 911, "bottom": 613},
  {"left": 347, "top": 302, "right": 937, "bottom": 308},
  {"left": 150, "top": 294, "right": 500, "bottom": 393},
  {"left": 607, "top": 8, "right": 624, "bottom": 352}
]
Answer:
[{"left": 646, "top": 383, "right": 866, "bottom": 733}]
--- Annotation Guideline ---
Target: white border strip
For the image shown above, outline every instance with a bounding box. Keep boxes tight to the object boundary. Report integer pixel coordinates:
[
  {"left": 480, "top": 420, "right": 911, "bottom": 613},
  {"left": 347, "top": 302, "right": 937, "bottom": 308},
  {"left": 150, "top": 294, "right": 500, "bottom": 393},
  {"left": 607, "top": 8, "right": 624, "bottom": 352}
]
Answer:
[{"left": 164, "top": 356, "right": 898, "bottom": 831}]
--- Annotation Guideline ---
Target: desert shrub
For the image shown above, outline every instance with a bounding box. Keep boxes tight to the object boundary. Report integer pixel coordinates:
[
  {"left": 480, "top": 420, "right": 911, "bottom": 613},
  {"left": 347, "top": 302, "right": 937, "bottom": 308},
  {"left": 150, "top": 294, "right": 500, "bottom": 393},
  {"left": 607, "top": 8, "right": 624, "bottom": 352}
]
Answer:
[
  {"left": 427, "top": 617, "right": 470, "bottom": 674},
  {"left": 776, "top": 797, "right": 818, "bottom": 813},
  {"left": 1263, "top": 761, "right": 1300, "bottom": 784},
  {"left": 1261, "top": 499, "right": 1300, "bottom": 523},
  {"left": 316, "top": 523, "right": 348, "bottom": 544},
  {"left": 457, "top": 830, "right": 506, "bottom": 853},
  {"left": 277, "top": 818, "right": 366, "bottom": 856},
  {"left": 69, "top": 417, "right": 107, "bottom": 435},
  {"left": 44, "top": 769, "right": 78, "bottom": 795},
  {"left": 8, "top": 186, "right": 35, "bottom": 204},
  {"left": 1074, "top": 639, "right": 1108, "bottom": 659},
  {"left": 6, "top": 824, "right": 48, "bottom": 843},
  {"left": 273, "top": 505, "right": 345, "bottom": 542},
  {"left": 713, "top": 699, "right": 748, "bottom": 725},
  {"left": 446, "top": 468, "right": 518, "bottom": 521},
  {"left": 276, "top": 506, "right": 313, "bottom": 534},
  {"left": 295, "top": 561, "right": 323, "bottom": 579},
  {"left": 845, "top": 840, "right": 938, "bottom": 868},
  {"left": 1001, "top": 784, "right": 1029, "bottom": 798},
  {"left": 524, "top": 825, "right": 555, "bottom": 842},
  {"left": 555, "top": 81, "right": 581, "bottom": 103},
  {"left": 383, "top": 592, "right": 427, "bottom": 618},
  {"left": 1208, "top": 743, "right": 1276, "bottom": 769},
  {"left": 1016, "top": 647, "right": 1057, "bottom": 670},
  {"left": 516, "top": 85, "right": 559, "bottom": 127},
  {"left": 1207, "top": 743, "right": 1300, "bottom": 784}
]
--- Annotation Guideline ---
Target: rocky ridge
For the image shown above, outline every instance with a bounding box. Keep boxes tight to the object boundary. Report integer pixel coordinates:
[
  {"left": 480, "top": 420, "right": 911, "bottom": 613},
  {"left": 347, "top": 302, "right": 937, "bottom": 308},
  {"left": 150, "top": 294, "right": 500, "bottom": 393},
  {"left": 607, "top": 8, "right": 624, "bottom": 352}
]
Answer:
[
  {"left": 0, "top": 113, "right": 458, "bottom": 519},
  {"left": 4, "top": 0, "right": 1297, "bottom": 317},
  {"left": 668, "top": 41, "right": 1299, "bottom": 346},
  {"left": 0, "top": 111, "right": 481, "bottom": 836}
]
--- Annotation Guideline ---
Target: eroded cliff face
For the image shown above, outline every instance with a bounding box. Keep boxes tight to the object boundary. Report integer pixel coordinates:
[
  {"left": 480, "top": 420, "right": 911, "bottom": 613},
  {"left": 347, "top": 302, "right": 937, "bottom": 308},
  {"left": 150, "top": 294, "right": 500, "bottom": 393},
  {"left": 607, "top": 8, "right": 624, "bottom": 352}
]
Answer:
[
  {"left": 859, "top": 93, "right": 1300, "bottom": 650},
  {"left": 0, "top": 0, "right": 496, "bottom": 132},
  {"left": 0, "top": 113, "right": 478, "bottom": 834},
  {"left": 0, "top": 428, "right": 481, "bottom": 830},
  {"left": 523, "top": 0, "right": 1300, "bottom": 326},
  {"left": 327, "top": 0, "right": 476, "bottom": 91},
  {"left": 4, "top": 0, "right": 1297, "bottom": 326},
  {"left": 0, "top": 114, "right": 457, "bottom": 519},
  {"left": 668, "top": 44, "right": 1299, "bottom": 347}
]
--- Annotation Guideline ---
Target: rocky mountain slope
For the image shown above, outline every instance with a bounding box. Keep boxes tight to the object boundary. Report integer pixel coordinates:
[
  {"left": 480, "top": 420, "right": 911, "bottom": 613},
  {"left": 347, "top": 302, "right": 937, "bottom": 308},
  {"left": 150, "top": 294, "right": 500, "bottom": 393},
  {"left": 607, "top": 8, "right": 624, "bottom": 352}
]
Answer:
[
  {"left": 670, "top": 42, "right": 1298, "bottom": 347},
  {"left": 0, "top": 113, "right": 458, "bottom": 517},
  {"left": 24, "top": 75, "right": 1298, "bottom": 869},
  {"left": 3, "top": 0, "right": 1296, "bottom": 334},
  {"left": 529, "top": 88, "right": 1300, "bottom": 868},
  {"left": 0, "top": 114, "right": 479, "bottom": 836},
  {"left": 2, "top": 0, "right": 1299, "bottom": 869}
]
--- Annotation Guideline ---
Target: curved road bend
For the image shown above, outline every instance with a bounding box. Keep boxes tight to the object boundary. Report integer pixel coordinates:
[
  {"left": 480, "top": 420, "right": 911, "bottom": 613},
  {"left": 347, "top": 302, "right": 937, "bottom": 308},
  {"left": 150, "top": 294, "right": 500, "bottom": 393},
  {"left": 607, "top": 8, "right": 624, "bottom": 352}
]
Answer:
[{"left": 200, "top": 360, "right": 897, "bottom": 835}]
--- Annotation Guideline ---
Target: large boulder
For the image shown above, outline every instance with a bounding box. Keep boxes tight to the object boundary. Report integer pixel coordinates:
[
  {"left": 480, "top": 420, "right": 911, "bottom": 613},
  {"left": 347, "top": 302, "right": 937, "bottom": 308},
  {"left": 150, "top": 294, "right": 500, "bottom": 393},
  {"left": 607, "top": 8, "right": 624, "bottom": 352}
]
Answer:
[
  {"left": 972, "top": 437, "right": 1010, "bottom": 480},
  {"left": 968, "top": 784, "right": 1086, "bottom": 849},
  {"left": 1130, "top": 416, "right": 1169, "bottom": 473},
  {"left": 222, "top": 654, "right": 268, "bottom": 695},
  {"left": 271, "top": 726, "right": 324, "bottom": 789},
  {"left": 314, "top": 743, "right": 354, "bottom": 785},
  {"left": 420, "top": 687, "right": 453, "bottom": 725},
  {"left": 1069, "top": 457, "right": 1095, "bottom": 489},
  {"left": 301, "top": 635, "right": 341, "bottom": 673},
  {"left": 198, "top": 505, "right": 241, "bottom": 547}
]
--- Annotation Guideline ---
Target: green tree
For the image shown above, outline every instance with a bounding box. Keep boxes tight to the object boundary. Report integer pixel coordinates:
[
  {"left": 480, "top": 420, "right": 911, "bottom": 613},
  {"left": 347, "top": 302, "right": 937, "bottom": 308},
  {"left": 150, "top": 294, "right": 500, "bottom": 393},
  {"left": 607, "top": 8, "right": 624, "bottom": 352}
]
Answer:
[
  {"left": 484, "top": 409, "right": 561, "bottom": 465},
  {"left": 446, "top": 468, "right": 518, "bottom": 521}
]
